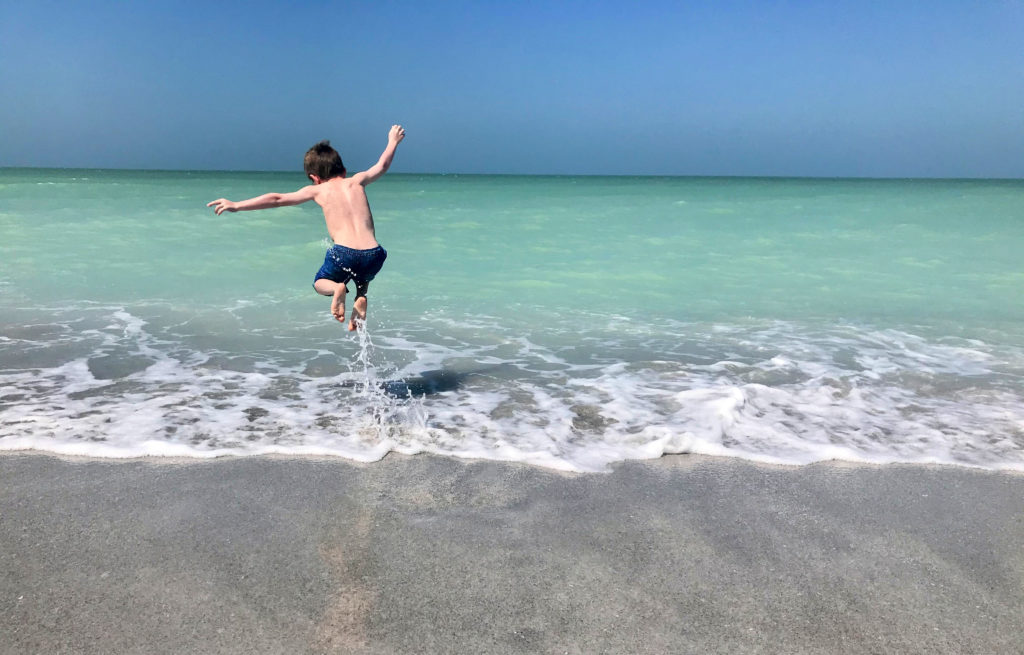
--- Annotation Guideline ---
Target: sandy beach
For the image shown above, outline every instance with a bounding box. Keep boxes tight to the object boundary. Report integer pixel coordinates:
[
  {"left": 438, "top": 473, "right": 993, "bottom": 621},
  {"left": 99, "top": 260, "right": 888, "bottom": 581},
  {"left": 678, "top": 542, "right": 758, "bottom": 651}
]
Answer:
[{"left": 1, "top": 453, "right": 1022, "bottom": 654}]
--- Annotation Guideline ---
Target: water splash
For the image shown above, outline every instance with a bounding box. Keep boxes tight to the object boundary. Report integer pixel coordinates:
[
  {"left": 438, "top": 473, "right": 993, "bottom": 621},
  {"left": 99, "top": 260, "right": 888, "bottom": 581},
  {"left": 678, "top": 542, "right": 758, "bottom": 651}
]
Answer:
[{"left": 350, "top": 320, "right": 428, "bottom": 444}]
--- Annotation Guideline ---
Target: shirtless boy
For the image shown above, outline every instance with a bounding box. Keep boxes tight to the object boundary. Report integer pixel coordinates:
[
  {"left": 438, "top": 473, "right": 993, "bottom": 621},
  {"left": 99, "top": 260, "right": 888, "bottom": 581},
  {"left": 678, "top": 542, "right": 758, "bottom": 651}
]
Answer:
[{"left": 208, "top": 125, "right": 405, "bottom": 330}]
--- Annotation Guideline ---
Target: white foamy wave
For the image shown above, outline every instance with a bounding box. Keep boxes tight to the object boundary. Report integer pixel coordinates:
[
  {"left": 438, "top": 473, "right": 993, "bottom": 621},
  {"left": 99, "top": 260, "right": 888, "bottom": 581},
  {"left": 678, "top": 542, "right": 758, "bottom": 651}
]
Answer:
[{"left": 1, "top": 307, "right": 1023, "bottom": 472}]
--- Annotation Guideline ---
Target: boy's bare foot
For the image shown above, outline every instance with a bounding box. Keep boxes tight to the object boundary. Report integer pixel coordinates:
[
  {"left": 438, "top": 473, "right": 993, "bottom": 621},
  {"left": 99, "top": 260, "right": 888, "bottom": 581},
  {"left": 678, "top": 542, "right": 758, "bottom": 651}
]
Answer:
[
  {"left": 348, "top": 296, "right": 367, "bottom": 331},
  {"left": 331, "top": 285, "right": 347, "bottom": 324}
]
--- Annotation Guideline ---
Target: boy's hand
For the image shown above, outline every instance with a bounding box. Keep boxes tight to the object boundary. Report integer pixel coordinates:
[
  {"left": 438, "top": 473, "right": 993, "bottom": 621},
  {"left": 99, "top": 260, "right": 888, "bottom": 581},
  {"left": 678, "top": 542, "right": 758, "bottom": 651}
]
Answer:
[
  {"left": 388, "top": 125, "right": 406, "bottom": 145},
  {"left": 207, "top": 198, "right": 237, "bottom": 215}
]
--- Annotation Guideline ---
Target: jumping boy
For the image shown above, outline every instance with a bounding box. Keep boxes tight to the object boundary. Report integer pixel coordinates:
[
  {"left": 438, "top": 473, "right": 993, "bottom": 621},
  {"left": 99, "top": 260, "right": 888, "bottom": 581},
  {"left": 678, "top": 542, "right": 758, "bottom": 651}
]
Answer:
[{"left": 208, "top": 124, "right": 405, "bottom": 330}]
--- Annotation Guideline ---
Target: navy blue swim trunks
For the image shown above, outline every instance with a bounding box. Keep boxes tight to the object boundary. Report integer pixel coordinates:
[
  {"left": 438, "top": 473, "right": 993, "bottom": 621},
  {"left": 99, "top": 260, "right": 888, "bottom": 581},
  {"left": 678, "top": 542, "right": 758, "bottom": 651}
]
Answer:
[{"left": 314, "top": 244, "right": 387, "bottom": 289}]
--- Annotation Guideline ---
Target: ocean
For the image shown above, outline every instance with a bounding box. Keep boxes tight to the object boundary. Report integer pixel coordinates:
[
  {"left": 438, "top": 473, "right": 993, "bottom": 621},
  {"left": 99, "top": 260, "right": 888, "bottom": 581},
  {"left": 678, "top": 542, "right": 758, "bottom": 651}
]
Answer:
[{"left": 1, "top": 169, "right": 1022, "bottom": 472}]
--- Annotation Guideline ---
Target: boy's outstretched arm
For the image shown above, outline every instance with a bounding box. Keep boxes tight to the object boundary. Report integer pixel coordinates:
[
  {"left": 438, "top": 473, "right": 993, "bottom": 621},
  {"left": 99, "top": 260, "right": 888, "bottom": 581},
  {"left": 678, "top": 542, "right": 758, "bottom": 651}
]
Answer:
[
  {"left": 352, "top": 125, "right": 406, "bottom": 186},
  {"left": 207, "top": 185, "right": 317, "bottom": 215}
]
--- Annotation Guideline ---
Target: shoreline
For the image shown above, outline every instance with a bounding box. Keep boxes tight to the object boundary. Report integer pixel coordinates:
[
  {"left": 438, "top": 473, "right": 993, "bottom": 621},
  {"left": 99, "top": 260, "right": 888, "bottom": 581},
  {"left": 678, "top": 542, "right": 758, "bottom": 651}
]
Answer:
[
  {"left": 2, "top": 447, "right": 1023, "bottom": 477},
  {"left": 3, "top": 451, "right": 1022, "bottom": 653}
]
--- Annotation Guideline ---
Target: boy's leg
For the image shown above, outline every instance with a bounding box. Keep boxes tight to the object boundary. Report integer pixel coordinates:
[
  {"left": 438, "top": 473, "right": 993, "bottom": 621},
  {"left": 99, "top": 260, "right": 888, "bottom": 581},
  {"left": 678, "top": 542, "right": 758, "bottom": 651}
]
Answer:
[
  {"left": 314, "top": 279, "right": 348, "bottom": 324},
  {"left": 349, "top": 281, "right": 370, "bottom": 331}
]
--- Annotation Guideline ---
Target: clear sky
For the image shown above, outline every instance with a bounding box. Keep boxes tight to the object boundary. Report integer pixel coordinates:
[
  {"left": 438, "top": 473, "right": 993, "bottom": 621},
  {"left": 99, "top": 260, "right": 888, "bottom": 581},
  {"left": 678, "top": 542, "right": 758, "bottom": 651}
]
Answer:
[{"left": 2, "top": 0, "right": 1022, "bottom": 177}]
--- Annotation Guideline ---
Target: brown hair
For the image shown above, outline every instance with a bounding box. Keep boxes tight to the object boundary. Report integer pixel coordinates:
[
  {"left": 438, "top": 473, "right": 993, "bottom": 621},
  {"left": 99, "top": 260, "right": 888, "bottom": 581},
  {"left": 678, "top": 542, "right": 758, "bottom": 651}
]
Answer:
[{"left": 303, "top": 140, "right": 346, "bottom": 180}]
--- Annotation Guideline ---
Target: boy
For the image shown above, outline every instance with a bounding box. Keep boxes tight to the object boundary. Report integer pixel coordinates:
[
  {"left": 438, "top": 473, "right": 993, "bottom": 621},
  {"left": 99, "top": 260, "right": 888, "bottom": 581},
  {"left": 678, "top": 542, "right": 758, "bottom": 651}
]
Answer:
[{"left": 208, "top": 124, "right": 406, "bottom": 330}]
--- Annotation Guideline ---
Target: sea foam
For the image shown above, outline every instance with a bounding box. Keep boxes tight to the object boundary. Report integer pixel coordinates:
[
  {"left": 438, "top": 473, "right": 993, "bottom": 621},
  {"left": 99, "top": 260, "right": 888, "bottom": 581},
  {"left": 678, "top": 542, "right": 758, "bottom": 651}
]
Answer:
[{"left": 1, "top": 305, "right": 1022, "bottom": 472}]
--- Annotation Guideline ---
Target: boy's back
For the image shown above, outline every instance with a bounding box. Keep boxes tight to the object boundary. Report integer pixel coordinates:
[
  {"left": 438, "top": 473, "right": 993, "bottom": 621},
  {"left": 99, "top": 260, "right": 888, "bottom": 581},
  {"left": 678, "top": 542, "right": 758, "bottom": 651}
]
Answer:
[{"left": 313, "top": 176, "right": 380, "bottom": 250}]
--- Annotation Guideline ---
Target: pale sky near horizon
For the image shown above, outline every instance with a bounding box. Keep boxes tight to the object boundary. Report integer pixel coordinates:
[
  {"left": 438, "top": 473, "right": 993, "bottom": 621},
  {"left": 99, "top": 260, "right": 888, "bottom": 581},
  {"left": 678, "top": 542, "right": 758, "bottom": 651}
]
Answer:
[{"left": 2, "top": 1, "right": 1023, "bottom": 177}]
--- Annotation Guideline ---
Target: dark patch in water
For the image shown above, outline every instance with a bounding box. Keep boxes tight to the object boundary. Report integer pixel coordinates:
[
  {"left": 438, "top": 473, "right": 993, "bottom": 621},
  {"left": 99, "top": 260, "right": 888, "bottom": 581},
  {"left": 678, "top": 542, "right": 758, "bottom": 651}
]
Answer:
[
  {"left": 381, "top": 364, "right": 514, "bottom": 398},
  {"left": 382, "top": 369, "right": 468, "bottom": 397}
]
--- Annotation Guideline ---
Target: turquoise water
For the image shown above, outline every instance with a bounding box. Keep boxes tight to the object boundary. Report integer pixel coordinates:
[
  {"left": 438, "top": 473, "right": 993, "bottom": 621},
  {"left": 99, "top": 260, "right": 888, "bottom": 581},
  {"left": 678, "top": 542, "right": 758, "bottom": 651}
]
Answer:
[{"left": 2, "top": 169, "right": 1023, "bottom": 471}]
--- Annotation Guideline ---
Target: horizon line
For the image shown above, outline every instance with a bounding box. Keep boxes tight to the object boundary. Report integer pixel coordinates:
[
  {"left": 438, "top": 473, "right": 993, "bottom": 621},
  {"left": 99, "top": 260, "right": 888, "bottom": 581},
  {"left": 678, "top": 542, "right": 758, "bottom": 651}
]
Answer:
[{"left": 1, "top": 165, "right": 1022, "bottom": 183}]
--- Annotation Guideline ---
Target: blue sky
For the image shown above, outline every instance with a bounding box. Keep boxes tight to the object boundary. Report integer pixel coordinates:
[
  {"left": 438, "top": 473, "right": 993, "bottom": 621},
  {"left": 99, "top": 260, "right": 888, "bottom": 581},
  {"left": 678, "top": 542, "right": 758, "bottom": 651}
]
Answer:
[{"left": 2, "top": 1, "right": 1022, "bottom": 177}]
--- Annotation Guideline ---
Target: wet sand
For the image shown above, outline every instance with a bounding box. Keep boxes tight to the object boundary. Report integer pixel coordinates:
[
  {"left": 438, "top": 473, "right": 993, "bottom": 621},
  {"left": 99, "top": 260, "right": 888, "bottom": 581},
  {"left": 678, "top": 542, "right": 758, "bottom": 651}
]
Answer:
[{"left": 1, "top": 453, "right": 1022, "bottom": 654}]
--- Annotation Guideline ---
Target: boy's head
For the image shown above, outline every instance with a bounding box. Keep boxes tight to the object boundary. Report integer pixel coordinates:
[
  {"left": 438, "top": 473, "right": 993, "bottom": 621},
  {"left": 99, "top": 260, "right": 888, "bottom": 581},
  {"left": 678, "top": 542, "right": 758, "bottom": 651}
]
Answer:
[{"left": 304, "top": 140, "right": 346, "bottom": 182}]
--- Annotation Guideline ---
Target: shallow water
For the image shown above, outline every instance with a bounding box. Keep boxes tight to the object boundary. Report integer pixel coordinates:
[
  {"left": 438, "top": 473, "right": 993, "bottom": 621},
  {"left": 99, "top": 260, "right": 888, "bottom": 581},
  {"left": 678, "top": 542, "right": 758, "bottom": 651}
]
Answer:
[{"left": 2, "top": 169, "right": 1022, "bottom": 471}]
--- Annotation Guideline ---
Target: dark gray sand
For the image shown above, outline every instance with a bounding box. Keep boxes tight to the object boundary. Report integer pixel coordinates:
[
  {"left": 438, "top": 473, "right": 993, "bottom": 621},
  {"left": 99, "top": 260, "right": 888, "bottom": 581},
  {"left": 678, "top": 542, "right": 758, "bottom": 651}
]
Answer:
[{"left": 1, "top": 453, "right": 1022, "bottom": 654}]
